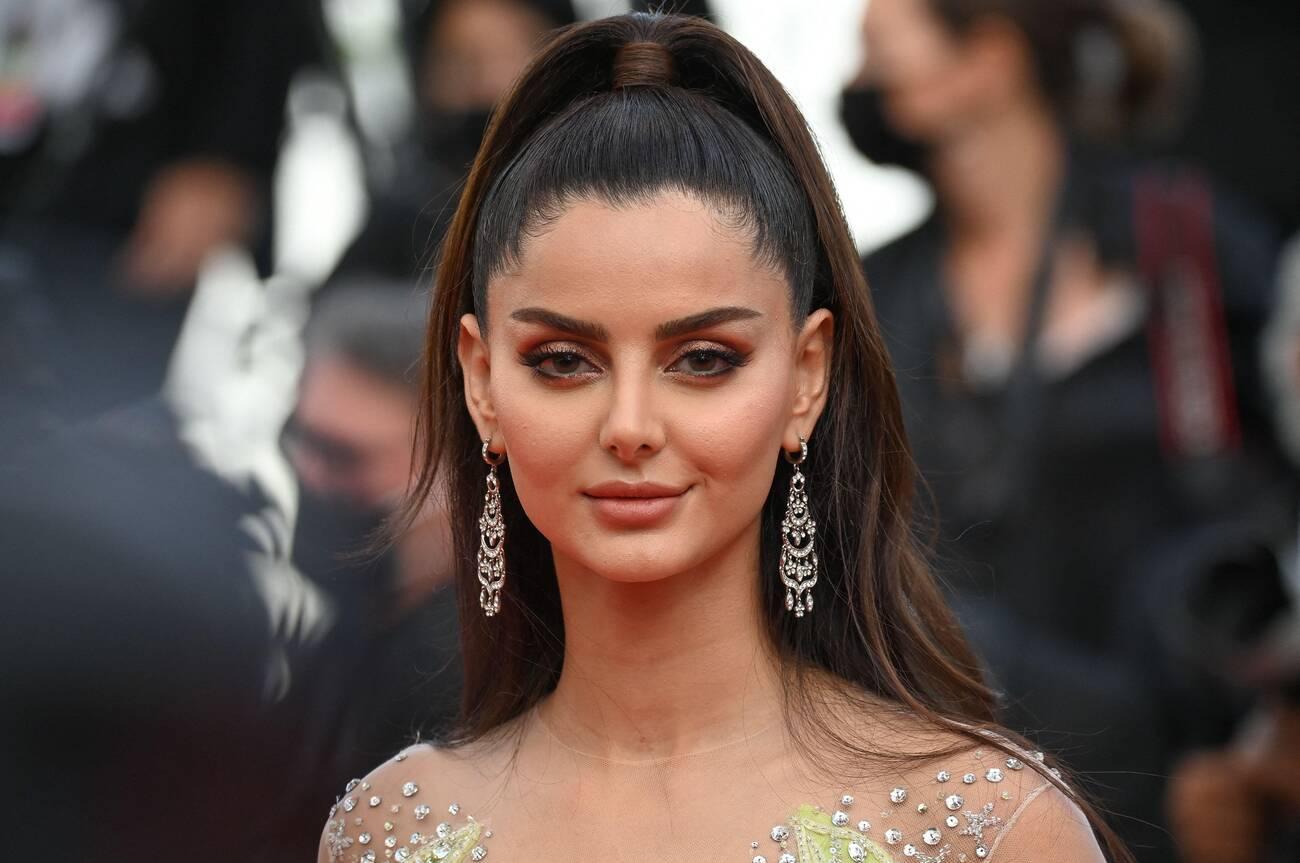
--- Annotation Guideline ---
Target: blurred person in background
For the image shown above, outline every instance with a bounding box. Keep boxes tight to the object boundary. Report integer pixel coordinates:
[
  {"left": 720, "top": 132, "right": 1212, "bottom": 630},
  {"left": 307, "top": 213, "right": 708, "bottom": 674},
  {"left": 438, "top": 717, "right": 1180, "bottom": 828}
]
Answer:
[
  {"left": 842, "top": 0, "right": 1296, "bottom": 860},
  {"left": 339, "top": 0, "right": 577, "bottom": 279},
  {"left": 271, "top": 280, "right": 463, "bottom": 852},
  {"left": 0, "top": 0, "right": 321, "bottom": 422}
]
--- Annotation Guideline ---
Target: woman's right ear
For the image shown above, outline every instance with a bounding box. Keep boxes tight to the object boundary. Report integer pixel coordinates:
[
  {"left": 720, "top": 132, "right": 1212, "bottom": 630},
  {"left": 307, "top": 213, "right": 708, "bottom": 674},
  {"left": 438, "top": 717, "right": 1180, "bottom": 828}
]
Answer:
[{"left": 458, "top": 313, "right": 497, "bottom": 439}]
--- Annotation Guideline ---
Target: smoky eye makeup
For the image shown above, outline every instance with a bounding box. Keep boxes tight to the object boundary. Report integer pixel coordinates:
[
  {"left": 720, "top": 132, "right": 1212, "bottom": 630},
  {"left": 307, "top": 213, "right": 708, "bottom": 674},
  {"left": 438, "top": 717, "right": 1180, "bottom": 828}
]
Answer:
[
  {"left": 518, "top": 342, "right": 603, "bottom": 381},
  {"left": 665, "top": 342, "right": 750, "bottom": 378}
]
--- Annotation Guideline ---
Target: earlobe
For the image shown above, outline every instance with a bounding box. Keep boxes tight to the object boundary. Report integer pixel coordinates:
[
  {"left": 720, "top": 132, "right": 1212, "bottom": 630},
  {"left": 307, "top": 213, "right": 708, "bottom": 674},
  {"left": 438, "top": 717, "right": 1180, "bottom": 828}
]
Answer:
[
  {"left": 458, "top": 313, "right": 498, "bottom": 441},
  {"left": 785, "top": 309, "right": 834, "bottom": 450}
]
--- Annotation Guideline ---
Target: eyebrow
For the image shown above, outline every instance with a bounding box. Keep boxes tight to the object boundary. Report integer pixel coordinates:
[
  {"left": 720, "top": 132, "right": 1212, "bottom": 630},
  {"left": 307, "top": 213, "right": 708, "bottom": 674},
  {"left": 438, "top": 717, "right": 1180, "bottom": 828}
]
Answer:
[
  {"left": 508, "top": 305, "right": 763, "bottom": 342},
  {"left": 509, "top": 308, "right": 609, "bottom": 341},
  {"left": 655, "top": 306, "right": 763, "bottom": 340}
]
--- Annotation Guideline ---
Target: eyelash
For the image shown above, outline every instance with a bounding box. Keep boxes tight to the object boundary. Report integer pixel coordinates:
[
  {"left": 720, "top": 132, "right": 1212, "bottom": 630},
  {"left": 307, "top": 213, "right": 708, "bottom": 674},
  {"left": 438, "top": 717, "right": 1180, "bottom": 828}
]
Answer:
[{"left": 519, "top": 342, "right": 749, "bottom": 382}]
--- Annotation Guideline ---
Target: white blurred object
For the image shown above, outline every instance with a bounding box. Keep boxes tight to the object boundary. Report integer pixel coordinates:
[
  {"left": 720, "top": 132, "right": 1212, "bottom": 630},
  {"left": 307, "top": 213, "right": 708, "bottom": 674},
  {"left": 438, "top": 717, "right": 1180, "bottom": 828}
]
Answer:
[
  {"left": 1263, "top": 234, "right": 1300, "bottom": 467},
  {"left": 274, "top": 72, "right": 369, "bottom": 284},
  {"left": 322, "top": 0, "right": 414, "bottom": 149},
  {"left": 713, "top": 0, "right": 930, "bottom": 254},
  {"left": 163, "top": 249, "right": 331, "bottom": 679},
  {"left": 163, "top": 251, "right": 306, "bottom": 517}
]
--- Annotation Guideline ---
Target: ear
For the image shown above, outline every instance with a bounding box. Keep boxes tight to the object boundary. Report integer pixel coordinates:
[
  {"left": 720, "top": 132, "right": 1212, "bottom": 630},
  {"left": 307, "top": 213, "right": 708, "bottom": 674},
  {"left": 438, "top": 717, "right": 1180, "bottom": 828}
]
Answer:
[
  {"left": 457, "top": 313, "right": 499, "bottom": 446},
  {"left": 784, "top": 308, "right": 834, "bottom": 451}
]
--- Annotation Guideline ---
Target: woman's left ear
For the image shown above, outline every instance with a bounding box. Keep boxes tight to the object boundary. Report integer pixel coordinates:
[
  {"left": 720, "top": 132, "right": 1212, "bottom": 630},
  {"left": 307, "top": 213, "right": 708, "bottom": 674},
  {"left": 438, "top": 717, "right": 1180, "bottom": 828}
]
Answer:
[{"left": 785, "top": 308, "right": 834, "bottom": 450}]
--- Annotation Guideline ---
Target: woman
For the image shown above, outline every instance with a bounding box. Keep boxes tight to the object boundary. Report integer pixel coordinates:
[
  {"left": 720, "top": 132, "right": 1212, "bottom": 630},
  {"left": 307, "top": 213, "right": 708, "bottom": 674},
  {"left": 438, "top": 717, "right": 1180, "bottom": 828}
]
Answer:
[
  {"left": 842, "top": 1, "right": 1292, "bottom": 860},
  {"left": 319, "top": 13, "right": 1120, "bottom": 863}
]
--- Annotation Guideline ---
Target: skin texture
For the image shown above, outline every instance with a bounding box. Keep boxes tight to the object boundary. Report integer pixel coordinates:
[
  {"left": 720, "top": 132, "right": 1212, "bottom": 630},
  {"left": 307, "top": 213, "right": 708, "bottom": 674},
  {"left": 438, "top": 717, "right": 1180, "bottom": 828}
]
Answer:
[{"left": 458, "top": 190, "right": 832, "bottom": 758}]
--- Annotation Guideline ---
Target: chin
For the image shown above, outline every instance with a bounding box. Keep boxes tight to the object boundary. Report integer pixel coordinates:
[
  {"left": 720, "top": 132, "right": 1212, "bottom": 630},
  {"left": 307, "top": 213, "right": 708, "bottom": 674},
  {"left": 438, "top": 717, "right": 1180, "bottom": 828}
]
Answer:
[{"left": 558, "top": 535, "right": 712, "bottom": 585}]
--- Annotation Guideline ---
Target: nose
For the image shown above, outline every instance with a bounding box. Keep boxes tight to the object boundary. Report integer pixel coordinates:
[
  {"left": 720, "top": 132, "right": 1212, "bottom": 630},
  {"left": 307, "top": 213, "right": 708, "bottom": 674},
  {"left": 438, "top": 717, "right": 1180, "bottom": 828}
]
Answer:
[{"left": 597, "top": 371, "right": 666, "bottom": 462}]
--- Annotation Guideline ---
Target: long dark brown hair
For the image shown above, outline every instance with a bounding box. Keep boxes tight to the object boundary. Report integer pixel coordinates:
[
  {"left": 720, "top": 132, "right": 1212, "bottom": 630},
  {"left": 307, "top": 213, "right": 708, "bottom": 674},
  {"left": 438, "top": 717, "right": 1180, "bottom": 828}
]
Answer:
[{"left": 395, "top": 11, "right": 1129, "bottom": 861}]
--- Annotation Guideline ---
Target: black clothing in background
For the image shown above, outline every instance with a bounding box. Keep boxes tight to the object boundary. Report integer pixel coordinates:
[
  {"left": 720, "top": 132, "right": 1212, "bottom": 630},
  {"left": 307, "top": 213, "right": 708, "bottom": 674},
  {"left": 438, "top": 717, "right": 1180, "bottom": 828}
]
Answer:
[
  {"left": 266, "top": 488, "right": 462, "bottom": 856},
  {"left": 1167, "top": 0, "right": 1300, "bottom": 234},
  {"left": 0, "top": 399, "right": 301, "bottom": 861},
  {"left": 864, "top": 149, "right": 1295, "bottom": 863}
]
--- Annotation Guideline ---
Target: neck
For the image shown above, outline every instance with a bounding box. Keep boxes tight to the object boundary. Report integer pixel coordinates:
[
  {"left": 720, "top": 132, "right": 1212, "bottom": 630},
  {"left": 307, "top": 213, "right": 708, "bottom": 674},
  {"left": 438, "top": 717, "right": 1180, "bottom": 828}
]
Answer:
[
  {"left": 538, "top": 524, "right": 784, "bottom": 762},
  {"left": 932, "top": 100, "right": 1065, "bottom": 242}
]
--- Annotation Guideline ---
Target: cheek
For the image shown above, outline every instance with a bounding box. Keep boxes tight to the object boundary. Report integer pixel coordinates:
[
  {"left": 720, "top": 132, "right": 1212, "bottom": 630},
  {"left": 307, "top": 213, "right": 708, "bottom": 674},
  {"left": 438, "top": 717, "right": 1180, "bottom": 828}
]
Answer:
[
  {"left": 489, "top": 363, "right": 595, "bottom": 489},
  {"left": 673, "top": 375, "right": 790, "bottom": 488}
]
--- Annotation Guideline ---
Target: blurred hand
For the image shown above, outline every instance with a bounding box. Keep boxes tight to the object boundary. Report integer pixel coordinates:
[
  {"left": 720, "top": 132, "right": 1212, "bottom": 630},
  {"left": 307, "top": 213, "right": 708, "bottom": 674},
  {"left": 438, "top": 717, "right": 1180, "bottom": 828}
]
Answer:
[
  {"left": 120, "top": 159, "right": 257, "bottom": 297},
  {"left": 1167, "top": 750, "right": 1265, "bottom": 863}
]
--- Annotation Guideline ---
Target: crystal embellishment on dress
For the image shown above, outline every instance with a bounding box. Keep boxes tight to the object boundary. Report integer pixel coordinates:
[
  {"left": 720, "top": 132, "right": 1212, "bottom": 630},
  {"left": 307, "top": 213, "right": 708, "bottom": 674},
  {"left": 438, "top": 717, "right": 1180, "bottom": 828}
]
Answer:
[
  {"left": 369, "top": 795, "right": 382, "bottom": 807},
  {"left": 945, "top": 794, "right": 964, "bottom": 811},
  {"left": 959, "top": 803, "right": 1003, "bottom": 842},
  {"left": 324, "top": 817, "right": 354, "bottom": 861},
  {"left": 833, "top": 810, "right": 850, "bottom": 827},
  {"left": 402, "top": 781, "right": 420, "bottom": 797},
  {"left": 961, "top": 773, "right": 976, "bottom": 785},
  {"left": 342, "top": 796, "right": 357, "bottom": 812},
  {"left": 923, "top": 828, "right": 942, "bottom": 846},
  {"left": 1005, "top": 757, "right": 1023, "bottom": 771},
  {"left": 842, "top": 794, "right": 855, "bottom": 807},
  {"left": 885, "top": 828, "right": 903, "bottom": 844},
  {"left": 936, "top": 770, "right": 951, "bottom": 783},
  {"left": 414, "top": 804, "right": 431, "bottom": 821},
  {"left": 890, "top": 787, "right": 908, "bottom": 804},
  {"left": 779, "top": 438, "right": 818, "bottom": 617},
  {"left": 984, "top": 768, "right": 1003, "bottom": 783}
]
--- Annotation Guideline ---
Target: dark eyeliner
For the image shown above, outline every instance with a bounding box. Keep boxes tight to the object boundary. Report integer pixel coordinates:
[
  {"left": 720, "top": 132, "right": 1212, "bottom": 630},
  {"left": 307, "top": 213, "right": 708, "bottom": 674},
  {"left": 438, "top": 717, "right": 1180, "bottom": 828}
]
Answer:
[{"left": 668, "top": 345, "right": 750, "bottom": 377}]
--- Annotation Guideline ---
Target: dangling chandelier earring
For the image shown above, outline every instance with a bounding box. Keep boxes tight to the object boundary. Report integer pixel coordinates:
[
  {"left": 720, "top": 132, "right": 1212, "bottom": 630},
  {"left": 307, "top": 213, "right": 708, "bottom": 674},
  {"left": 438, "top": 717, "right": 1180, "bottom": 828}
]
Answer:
[
  {"left": 478, "top": 439, "right": 506, "bottom": 617},
  {"left": 779, "top": 437, "right": 818, "bottom": 618}
]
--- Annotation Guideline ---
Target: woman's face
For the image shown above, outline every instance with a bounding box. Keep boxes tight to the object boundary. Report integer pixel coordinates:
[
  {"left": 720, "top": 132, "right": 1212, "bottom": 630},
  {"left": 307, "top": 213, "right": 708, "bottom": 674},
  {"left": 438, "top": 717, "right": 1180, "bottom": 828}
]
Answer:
[{"left": 459, "top": 192, "right": 832, "bottom": 584}]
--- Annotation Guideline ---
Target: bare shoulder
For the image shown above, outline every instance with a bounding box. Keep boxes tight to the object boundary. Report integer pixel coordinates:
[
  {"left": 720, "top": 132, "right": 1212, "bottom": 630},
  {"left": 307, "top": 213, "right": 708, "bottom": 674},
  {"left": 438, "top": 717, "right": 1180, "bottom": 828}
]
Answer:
[
  {"left": 811, "top": 704, "right": 1104, "bottom": 862},
  {"left": 317, "top": 740, "right": 513, "bottom": 863},
  {"left": 989, "top": 781, "right": 1107, "bottom": 863}
]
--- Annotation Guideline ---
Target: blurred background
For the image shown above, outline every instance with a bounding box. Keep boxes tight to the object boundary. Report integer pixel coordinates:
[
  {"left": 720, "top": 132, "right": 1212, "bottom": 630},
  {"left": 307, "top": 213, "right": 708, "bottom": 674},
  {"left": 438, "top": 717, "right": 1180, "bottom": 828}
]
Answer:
[{"left": 0, "top": 0, "right": 1296, "bottom": 859}]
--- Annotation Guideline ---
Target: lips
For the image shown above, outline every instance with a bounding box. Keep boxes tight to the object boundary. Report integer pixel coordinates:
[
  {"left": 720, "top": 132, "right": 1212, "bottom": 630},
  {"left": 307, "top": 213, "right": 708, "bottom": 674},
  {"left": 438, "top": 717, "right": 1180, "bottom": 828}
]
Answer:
[{"left": 583, "top": 481, "right": 690, "bottom": 528}]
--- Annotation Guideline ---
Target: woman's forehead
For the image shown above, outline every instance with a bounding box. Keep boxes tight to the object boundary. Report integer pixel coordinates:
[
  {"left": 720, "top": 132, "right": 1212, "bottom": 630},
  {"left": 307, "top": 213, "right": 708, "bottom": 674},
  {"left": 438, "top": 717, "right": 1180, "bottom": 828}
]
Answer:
[{"left": 488, "top": 193, "right": 790, "bottom": 327}]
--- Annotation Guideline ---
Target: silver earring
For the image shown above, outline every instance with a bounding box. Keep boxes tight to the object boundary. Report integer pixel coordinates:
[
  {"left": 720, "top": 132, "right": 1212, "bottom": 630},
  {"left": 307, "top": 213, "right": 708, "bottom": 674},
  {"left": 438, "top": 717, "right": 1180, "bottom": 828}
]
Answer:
[
  {"left": 478, "top": 439, "right": 506, "bottom": 617},
  {"left": 779, "top": 437, "right": 818, "bottom": 618}
]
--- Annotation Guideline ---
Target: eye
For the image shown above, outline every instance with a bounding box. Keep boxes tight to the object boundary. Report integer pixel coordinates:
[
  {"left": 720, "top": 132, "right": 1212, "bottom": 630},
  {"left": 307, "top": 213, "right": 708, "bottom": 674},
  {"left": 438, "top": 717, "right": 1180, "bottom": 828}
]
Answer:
[
  {"left": 521, "top": 346, "right": 601, "bottom": 380},
  {"left": 666, "top": 346, "right": 747, "bottom": 378}
]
